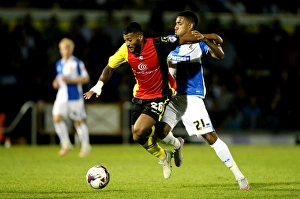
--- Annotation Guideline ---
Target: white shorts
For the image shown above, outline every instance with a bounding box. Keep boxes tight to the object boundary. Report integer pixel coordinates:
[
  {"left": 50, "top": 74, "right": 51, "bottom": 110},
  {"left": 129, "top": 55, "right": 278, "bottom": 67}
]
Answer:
[
  {"left": 52, "top": 99, "right": 87, "bottom": 121},
  {"left": 162, "top": 95, "right": 215, "bottom": 137}
]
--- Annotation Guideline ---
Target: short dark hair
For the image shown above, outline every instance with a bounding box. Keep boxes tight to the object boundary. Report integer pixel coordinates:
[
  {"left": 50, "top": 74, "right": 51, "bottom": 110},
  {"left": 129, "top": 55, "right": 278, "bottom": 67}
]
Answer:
[
  {"left": 123, "top": 22, "right": 143, "bottom": 34},
  {"left": 177, "top": 10, "right": 198, "bottom": 29}
]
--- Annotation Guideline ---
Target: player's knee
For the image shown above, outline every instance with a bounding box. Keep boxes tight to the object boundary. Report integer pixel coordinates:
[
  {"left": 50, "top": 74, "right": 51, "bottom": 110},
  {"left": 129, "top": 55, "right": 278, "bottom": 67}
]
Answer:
[
  {"left": 202, "top": 131, "right": 218, "bottom": 145},
  {"left": 132, "top": 127, "right": 149, "bottom": 144},
  {"left": 73, "top": 120, "right": 83, "bottom": 127},
  {"left": 132, "top": 129, "right": 143, "bottom": 142},
  {"left": 132, "top": 133, "right": 140, "bottom": 142},
  {"left": 132, "top": 133, "right": 147, "bottom": 144},
  {"left": 155, "top": 122, "right": 171, "bottom": 139},
  {"left": 53, "top": 115, "right": 63, "bottom": 123}
]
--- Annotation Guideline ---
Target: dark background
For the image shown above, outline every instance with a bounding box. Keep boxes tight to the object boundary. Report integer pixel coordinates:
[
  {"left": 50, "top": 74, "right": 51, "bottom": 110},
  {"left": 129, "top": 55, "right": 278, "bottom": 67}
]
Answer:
[{"left": 1, "top": 0, "right": 300, "bottom": 144}]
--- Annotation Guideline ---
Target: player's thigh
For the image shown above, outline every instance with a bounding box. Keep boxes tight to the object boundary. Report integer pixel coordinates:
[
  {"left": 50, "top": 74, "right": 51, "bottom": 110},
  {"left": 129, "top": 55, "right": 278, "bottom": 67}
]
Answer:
[
  {"left": 52, "top": 101, "right": 68, "bottom": 118},
  {"left": 161, "top": 99, "right": 182, "bottom": 130},
  {"left": 68, "top": 100, "right": 87, "bottom": 121},
  {"left": 134, "top": 113, "right": 156, "bottom": 136},
  {"left": 181, "top": 96, "right": 215, "bottom": 136}
]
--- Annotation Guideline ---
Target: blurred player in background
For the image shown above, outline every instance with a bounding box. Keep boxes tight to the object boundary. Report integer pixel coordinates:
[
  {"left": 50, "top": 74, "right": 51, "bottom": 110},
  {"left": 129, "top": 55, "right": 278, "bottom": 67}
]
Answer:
[
  {"left": 84, "top": 22, "right": 204, "bottom": 179},
  {"left": 155, "top": 10, "right": 250, "bottom": 190},
  {"left": 52, "top": 38, "right": 91, "bottom": 157}
]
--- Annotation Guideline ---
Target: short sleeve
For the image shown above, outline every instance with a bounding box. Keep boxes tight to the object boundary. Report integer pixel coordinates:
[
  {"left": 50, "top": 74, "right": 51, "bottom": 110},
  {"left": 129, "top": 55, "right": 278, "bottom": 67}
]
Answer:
[{"left": 108, "top": 43, "right": 128, "bottom": 68}]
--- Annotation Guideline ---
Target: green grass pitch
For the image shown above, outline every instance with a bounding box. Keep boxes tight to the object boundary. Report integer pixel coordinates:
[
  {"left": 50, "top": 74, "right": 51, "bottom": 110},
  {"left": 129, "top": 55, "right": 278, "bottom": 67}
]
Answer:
[{"left": 1, "top": 143, "right": 299, "bottom": 199}]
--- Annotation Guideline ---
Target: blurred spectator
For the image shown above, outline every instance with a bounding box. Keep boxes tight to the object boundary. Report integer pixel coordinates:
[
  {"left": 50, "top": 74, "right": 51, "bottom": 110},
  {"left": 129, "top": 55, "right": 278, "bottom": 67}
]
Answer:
[
  {"left": 0, "top": 0, "right": 299, "bottom": 13},
  {"left": 67, "top": 19, "right": 88, "bottom": 61},
  {"left": 265, "top": 87, "right": 282, "bottom": 132},
  {"left": 271, "top": 69, "right": 300, "bottom": 130},
  {"left": 289, "top": 24, "right": 300, "bottom": 69},
  {"left": 87, "top": 25, "right": 113, "bottom": 84},
  {"left": 214, "top": 84, "right": 236, "bottom": 125},
  {"left": 206, "top": 35, "right": 238, "bottom": 80},
  {"left": 262, "top": 0, "right": 280, "bottom": 14},
  {"left": 103, "top": 11, "right": 124, "bottom": 49},
  {"left": 146, "top": 7, "right": 165, "bottom": 37},
  {"left": 0, "top": 7, "right": 300, "bottom": 134},
  {"left": 206, "top": 73, "right": 223, "bottom": 127},
  {"left": 222, "top": 0, "right": 246, "bottom": 14},
  {"left": 230, "top": 73, "right": 248, "bottom": 111},
  {"left": 241, "top": 96, "right": 262, "bottom": 130},
  {"left": 0, "top": 17, "right": 12, "bottom": 76},
  {"left": 42, "top": 15, "right": 65, "bottom": 67},
  {"left": 74, "top": 14, "right": 93, "bottom": 44},
  {"left": 222, "top": 110, "right": 242, "bottom": 131},
  {"left": 43, "top": 15, "right": 64, "bottom": 49},
  {"left": 182, "top": 0, "right": 204, "bottom": 13},
  {"left": 268, "top": 19, "right": 291, "bottom": 70}
]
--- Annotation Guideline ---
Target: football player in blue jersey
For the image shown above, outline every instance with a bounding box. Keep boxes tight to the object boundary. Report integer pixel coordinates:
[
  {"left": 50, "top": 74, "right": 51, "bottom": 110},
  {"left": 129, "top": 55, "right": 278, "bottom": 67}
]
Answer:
[
  {"left": 52, "top": 38, "right": 91, "bottom": 157},
  {"left": 155, "top": 10, "right": 250, "bottom": 190}
]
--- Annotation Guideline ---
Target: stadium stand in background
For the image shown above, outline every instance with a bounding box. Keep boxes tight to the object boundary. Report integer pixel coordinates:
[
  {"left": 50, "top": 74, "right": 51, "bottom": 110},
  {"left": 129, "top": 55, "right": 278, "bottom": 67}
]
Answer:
[{"left": 1, "top": 0, "right": 300, "bottom": 144}]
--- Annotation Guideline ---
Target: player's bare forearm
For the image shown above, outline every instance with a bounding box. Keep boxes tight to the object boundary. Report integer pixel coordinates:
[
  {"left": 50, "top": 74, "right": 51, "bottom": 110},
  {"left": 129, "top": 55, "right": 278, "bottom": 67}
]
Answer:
[
  {"left": 200, "top": 34, "right": 224, "bottom": 59},
  {"left": 99, "top": 65, "right": 116, "bottom": 83},
  {"left": 83, "top": 65, "right": 116, "bottom": 100},
  {"left": 52, "top": 77, "right": 59, "bottom": 89},
  {"left": 63, "top": 77, "right": 89, "bottom": 84},
  {"left": 203, "top": 33, "right": 223, "bottom": 44},
  {"left": 205, "top": 39, "right": 224, "bottom": 59},
  {"left": 179, "top": 30, "right": 204, "bottom": 44}
]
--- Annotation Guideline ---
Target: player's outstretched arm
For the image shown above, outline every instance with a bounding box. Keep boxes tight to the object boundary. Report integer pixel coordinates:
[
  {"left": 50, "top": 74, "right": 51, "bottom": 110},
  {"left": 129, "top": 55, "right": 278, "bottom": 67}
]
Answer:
[{"left": 83, "top": 65, "right": 116, "bottom": 99}]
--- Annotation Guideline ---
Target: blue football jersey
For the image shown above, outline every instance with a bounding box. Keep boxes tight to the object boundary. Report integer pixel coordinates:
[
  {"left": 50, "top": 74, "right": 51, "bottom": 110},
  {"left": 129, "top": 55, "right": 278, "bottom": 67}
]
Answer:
[
  {"left": 55, "top": 56, "right": 89, "bottom": 102},
  {"left": 167, "top": 42, "right": 209, "bottom": 97}
]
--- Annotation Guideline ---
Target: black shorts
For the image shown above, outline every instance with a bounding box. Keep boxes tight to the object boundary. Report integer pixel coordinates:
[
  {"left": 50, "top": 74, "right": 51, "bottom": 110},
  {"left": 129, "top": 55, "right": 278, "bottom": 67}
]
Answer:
[{"left": 131, "top": 96, "right": 171, "bottom": 125}]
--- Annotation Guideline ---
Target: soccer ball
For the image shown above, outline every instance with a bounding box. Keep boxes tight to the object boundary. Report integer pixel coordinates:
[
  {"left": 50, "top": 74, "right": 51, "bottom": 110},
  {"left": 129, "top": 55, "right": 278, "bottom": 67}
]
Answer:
[{"left": 86, "top": 165, "right": 110, "bottom": 189}]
